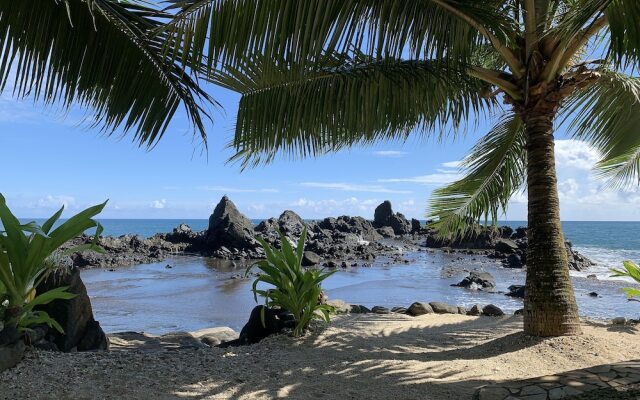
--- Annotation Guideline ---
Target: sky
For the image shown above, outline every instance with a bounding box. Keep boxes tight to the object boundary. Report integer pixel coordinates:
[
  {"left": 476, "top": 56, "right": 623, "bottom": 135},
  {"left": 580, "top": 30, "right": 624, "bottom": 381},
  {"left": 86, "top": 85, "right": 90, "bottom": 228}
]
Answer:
[{"left": 2, "top": 83, "right": 639, "bottom": 222}]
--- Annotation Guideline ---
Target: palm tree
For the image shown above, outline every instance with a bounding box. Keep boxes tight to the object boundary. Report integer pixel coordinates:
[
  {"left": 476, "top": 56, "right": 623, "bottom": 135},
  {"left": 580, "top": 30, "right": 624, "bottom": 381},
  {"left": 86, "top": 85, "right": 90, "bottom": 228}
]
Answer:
[
  {"left": 0, "top": 0, "right": 214, "bottom": 146},
  {"left": 164, "top": 0, "right": 640, "bottom": 336}
]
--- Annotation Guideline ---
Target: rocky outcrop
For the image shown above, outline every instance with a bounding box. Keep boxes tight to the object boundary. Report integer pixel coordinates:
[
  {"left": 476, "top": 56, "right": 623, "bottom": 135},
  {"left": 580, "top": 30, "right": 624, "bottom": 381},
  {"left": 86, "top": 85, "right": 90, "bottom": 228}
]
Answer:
[
  {"left": 452, "top": 272, "right": 496, "bottom": 290},
  {"left": 373, "top": 201, "right": 411, "bottom": 235},
  {"left": 426, "top": 225, "right": 593, "bottom": 272},
  {"left": 206, "top": 196, "right": 256, "bottom": 251},
  {"left": 34, "top": 267, "right": 109, "bottom": 352},
  {"left": 318, "top": 216, "right": 382, "bottom": 242},
  {"left": 277, "top": 210, "right": 307, "bottom": 238}
]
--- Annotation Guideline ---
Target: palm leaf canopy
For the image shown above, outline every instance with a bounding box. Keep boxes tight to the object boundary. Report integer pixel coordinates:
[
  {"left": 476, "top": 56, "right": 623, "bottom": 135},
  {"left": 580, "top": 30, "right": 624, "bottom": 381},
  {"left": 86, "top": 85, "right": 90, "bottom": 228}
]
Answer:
[
  {"left": 161, "top": 0, "right": 640, "bottom": 233},
  {"left": 0, "top": 0, "right": 215, "bottom": 147}
]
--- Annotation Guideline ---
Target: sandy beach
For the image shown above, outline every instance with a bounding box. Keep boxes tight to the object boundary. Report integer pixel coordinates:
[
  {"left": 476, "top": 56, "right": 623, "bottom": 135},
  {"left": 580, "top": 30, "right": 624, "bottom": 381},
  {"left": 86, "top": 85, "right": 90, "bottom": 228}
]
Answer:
[{"left": 2, "top": 314, "right": 639, "bottom": 400}]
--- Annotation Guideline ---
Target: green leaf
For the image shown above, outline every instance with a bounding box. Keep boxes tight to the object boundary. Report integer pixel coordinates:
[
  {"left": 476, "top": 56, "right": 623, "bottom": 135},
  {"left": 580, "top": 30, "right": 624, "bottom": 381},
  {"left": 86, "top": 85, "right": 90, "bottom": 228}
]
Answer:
[
  {"left": 428, "top": 112, "right": 526, "bottom": 237},
  {"left": 0, "top": 0, "right": 215, "bottom": 148}
]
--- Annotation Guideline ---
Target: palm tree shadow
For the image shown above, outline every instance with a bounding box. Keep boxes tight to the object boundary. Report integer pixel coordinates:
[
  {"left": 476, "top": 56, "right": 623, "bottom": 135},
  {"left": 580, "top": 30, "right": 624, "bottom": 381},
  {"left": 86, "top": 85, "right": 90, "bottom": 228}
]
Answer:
[{"left": 149, "top": 315, "right": 560, "bottom": 400}]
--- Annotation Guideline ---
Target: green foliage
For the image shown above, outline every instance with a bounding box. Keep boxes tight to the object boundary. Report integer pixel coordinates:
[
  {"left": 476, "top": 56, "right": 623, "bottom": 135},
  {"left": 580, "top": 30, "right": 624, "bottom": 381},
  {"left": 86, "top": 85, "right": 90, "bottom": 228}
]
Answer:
[
  {"left": 610, "top": 260, "right": 640, "bottom": 299},
  {"left": 562, "top": 71, "right": 640, "bottom": 189},
  {"left": 0, "top": 194, "right": 105, "bottom": 333},
  {"left": 428, "top": 113, "right": 526, "bottom": 237},
  {"left": 246, "top": 228, "right": 335, "bottom": 337},
  {"left": 0, "top": 0, "right": 214, "bottom": 148}
]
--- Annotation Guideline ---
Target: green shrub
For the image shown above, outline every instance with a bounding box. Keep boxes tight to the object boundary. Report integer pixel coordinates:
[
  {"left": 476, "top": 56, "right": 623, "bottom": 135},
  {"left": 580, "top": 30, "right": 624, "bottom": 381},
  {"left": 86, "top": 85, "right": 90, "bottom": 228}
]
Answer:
[
  {"left": 247, "top": 228, "right": 335, "bottom": 337},
  {"left": 0, "top": 194, "right": 106, "bottom": 334},
  {"left": 610, "top": 261, "right": 640, "bottom": 299}
]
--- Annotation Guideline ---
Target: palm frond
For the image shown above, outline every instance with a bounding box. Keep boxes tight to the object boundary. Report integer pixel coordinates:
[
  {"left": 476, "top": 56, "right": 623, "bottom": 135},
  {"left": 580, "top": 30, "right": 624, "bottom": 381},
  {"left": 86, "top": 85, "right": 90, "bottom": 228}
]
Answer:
[
  {"left": 605, "top": 0, "right": 640, "bottom": 69},
  {"left": 428, "top": 112, "right": 526, "bottom": 237},
  {"left": 561, "top": 70, "right": 640, "bottom": 188},
  {"left": 211, "top": 55, "right": 494, "bottom": 168},
  {"left": 162, "top": 0, "right": 514, "bottom": 73},
  {"left": 0, "top": 0, "right": 214, "bottom": 147}
]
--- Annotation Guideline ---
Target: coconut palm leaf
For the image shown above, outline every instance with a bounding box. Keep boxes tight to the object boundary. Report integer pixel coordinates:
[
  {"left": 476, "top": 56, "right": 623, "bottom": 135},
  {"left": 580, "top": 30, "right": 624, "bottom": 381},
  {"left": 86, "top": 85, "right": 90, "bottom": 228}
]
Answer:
[
  {"left": 162, "top": 0, "right": 516, "bottom": 73},
  {"left": 428, "top": 113, "right": 526, "bottom": 237},
  {"left": 211, "top": 55, "right": 494, "bottom": 168},
  {"left": 0, "top": 0, "right": 214, "bottom": 147},
  {"left": 561, "top": 70, "right": 640, "bottom": 188}
]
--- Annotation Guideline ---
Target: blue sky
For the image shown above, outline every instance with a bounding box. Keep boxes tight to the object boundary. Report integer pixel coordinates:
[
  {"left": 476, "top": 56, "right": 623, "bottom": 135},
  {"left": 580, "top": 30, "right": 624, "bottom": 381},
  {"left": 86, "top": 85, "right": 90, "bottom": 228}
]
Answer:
[{"left": 2, "top": 83, "right": 639, "bottom": 221}]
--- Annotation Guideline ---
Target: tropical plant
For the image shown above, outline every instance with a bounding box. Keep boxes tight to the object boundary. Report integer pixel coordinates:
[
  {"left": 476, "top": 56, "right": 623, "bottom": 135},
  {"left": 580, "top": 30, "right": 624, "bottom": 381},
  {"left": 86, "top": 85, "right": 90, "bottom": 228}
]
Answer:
[
  {"left": 610, "top": 261, "right": 640, "bottom": 300},
  {"left": 162, "top": 0, "right": 640, "bottom": 336},
  {"left": 0, "top": 194, "right": 106, "bottom": 334},
  {"left": 0, "top": 0, "right": 214, "bottom": 148},
  {"left": 246, "top": 228, "right": 335, "bottom": 337}
]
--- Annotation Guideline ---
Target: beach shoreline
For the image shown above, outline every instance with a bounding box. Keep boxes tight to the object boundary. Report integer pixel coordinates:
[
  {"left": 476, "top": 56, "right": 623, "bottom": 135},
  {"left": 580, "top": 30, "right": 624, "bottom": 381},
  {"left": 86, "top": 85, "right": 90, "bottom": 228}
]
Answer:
[{"left": 3, "top": 314, "right": 639, "bottom": 400}]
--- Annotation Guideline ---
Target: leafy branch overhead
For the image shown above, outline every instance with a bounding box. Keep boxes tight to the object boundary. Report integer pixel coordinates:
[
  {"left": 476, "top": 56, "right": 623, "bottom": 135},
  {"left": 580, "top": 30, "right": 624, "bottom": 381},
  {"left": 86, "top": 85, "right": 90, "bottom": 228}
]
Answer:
[
  {"left": 0, "top": 0, "right": 215, "bottom": 148},
  {"left": 160, "top": 0, "right": 640, "bottom": 235}
]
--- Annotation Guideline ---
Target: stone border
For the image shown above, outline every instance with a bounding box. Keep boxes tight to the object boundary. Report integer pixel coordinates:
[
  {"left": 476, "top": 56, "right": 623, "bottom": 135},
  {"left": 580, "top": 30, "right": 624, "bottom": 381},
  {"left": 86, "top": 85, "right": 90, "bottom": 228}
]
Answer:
[{"left": 474, "top": 360, "right": 640, "bottom": 400}]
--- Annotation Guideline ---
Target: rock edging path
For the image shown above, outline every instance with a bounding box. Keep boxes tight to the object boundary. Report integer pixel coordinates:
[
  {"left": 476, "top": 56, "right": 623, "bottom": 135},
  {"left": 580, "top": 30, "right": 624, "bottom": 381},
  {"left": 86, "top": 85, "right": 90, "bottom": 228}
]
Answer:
[{"left": 474, "top": 360, "right": 640, "bottom": 400}]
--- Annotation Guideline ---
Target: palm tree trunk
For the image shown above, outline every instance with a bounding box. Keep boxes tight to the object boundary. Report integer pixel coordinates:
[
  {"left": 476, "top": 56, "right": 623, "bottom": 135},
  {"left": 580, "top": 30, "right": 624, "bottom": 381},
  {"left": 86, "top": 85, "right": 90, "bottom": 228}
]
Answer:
[{"left": 523, "top": 109, "right": 581, "bottom": 336}]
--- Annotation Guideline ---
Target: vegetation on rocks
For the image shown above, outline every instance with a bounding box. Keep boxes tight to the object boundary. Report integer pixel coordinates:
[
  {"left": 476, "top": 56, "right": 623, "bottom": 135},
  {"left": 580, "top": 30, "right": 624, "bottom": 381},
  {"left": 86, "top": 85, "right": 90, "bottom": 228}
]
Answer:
[
  {"left": 0, "top": 194, "right": 105, "bottom": 334},
  {"left": 247, "top": 228, "right": 335, "bottom": 337}
]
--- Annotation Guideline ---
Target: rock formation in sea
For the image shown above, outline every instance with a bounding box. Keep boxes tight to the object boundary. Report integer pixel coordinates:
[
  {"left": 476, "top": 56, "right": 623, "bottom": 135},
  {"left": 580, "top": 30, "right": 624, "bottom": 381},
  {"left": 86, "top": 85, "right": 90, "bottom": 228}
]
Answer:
[{"left": 56, "top": 196, "right": 594, "bottom": 274}]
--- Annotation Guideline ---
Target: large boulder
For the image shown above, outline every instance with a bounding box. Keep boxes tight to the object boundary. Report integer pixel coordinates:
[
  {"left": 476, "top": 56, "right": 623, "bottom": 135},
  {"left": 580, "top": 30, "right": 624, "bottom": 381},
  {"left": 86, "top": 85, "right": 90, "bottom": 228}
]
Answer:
[
  {"left": 206, "top": 196, "right": 256, "bottom": 250},
  {"left": 373, "top": 201, "right": 394, "bottom": 227},
  {"left": 505, "top": 285, "right": 525, "bottom": 298},
  {"left": 452, "top": 271, "right": 496, "bottom": 290},
  {"left": 35, "top": 267, "right": 109, "bottom": 352},
  {"left": 237, "top": 306, "right": 290, "bottom": 345},
  {"left": 407, "top": 302, "right": 433, "bottom": 316},
  {"left": 388, "top": 213, "right": 411, "bottom": 235},
  {"left": 411, "top": 219, "right": 422, "bottom": 233},
  {"left": 278, "top": 210, "right": 307, "bottom": 238},
  {"left": 429, "top": 302, "right": 459, "bottom": 314}
]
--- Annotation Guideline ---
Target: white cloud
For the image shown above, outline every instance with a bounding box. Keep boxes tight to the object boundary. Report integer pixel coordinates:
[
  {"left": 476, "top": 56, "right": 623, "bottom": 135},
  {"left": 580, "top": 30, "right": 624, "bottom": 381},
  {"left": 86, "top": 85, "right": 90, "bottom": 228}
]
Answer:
[
  {"left": 151, "top": 199, "right": 167, "bottom": 209},
  {"left": 558, "top": 178, "right": 579, "bottom": 199},
  {"left": 197, "top": 186, "right": 279, "bottom": 193},
  {"left": 555, "top": 140, "right": 600, "bottom": 170},
  {"left": 378, "top": 171, "right": 461, "bottom": 185},
  {"left": 442, "top": 160, "right": 463, "bottom": 168},
  {"left": 301, "top": 182, "right": 412, "bottom": 194},
  {"left": 372, "top": 150, "right": 407, "bottom": 158},
  {"left": 31, "top": 195, "right": 76, "bottom": 209}
]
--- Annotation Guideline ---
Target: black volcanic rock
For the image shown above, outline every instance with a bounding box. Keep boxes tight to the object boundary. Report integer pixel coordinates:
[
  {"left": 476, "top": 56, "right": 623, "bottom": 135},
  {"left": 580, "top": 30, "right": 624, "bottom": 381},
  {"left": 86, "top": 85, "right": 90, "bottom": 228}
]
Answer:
[{"left": 206, "top": 196, "right": 256, "bottom": 250}]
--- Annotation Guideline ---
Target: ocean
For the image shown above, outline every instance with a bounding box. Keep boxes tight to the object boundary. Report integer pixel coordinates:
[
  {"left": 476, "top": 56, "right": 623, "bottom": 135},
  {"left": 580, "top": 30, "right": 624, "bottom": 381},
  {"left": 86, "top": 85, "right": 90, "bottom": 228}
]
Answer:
[{"left": 17, "top": 218, "right": 640, "bottom": 333}]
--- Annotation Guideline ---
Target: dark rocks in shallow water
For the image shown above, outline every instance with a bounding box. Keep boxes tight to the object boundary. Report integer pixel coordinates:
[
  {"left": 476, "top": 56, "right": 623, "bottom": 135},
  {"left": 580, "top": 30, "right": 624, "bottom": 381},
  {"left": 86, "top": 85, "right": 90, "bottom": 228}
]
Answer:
[
  {"left": 391, "top": 306, "right": 407, "bottom": 314},
  {"left": 505, "top": 285, "right": 525, "bottom": 299},
  {"left": 302, "top": 251, "right": 321, "bottom": 266},
  {"left": 494, "top": 238, "right": 519, "bottom": 254},
  {"left": 373, "top": 200, "right": 411, "bottom": 235},
  {"left": 318, "top": 216, "right": 382, "bottom": 242},
  {"left": 377, "top": 226, "right": 396, "bottom": 238},
  {"left": 589, "top": 292, "right": 599, "bottom": 298},
  {"left": 452, "top": 271, "right": 496, "bottom": 290},
  {"left": 373, "top": 201, "right": 394, "bottom": 227},
  {"left": 278, "top": 210, "right": 307, "bottom": 238},
  {"left": 411, "top": 218, "right": 422, "bottom": 233},
  {"left": 482, "top": 304, "right": 504, "bottom": 316},
  {"left": 407, "top": 302, "right": 434, "bottom": 316},
  {"left": 35, "top": 267, "right": 109, "bottom": 352},
  {"left": 505, "top": 253, "right": 524, "bottom": 268},
  {"left": 206, "top": 196, "right": 256, "bottom": 251},
  {"left": 512, "top": 226, "right": 527, "bottom": 239},
  {"left": 514, "top": 308, "right": 524, "bottom": 315},
  {"left": 429, "top": 302, "right": 459, "bottom": 314},
  {"left": 467, "top": 304, "right": 482, "bottom": 316}
]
